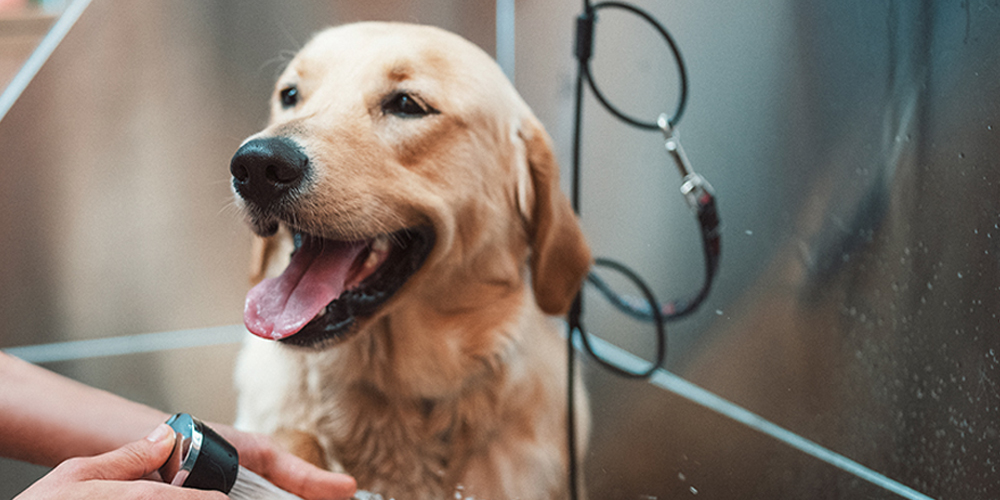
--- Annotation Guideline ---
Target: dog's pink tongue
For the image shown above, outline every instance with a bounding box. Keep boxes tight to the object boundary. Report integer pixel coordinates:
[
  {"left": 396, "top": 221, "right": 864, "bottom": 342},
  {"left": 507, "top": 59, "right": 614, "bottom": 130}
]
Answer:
[{"left": 244, "top": 238, "right": 368, "bottom": 340}]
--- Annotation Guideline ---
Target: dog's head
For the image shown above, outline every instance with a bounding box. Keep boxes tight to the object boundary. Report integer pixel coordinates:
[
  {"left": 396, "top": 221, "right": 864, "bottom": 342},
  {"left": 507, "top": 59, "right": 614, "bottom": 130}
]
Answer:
[{"left": 231, "top": 22, "right": 590, "bottom": 349}]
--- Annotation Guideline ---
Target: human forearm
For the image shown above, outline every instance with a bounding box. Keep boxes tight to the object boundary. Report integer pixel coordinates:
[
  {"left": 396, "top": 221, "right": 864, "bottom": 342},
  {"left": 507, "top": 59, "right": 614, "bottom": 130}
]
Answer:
[
  {"left": 0, "top": 351, "right": 169, "bottom": 466},
  {"left": 0, "top": 351, "right": 356, "bottom": 499}
]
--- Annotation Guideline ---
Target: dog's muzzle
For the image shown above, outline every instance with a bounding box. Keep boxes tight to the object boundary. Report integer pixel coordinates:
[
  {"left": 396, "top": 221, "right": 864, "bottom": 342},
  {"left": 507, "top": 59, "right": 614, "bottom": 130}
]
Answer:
[{"left": 230, "top": 137, "right": 309, "bottom": 211}]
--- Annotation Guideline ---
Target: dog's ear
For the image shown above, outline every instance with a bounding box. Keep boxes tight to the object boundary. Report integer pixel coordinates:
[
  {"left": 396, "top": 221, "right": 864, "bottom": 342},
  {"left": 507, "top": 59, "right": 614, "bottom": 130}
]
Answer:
[{"left": 518, "top": 116, "right": 592, "bottom": 315}]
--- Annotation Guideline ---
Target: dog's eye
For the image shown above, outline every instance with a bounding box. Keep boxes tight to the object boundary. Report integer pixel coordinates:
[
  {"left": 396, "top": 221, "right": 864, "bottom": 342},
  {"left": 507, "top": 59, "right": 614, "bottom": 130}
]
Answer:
[
  {"left": 279, "top": 86, "right": 299, "bottom": 109},
  {"left": 382, "top": 92, "right": 436, "bottom": 118}
]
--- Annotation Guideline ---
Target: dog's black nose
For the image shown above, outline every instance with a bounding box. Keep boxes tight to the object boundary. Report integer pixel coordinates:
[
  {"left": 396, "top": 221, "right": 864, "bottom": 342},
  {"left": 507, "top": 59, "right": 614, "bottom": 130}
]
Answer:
[{"left": 230, "top": 137, "right": 309, "bottom": 209}]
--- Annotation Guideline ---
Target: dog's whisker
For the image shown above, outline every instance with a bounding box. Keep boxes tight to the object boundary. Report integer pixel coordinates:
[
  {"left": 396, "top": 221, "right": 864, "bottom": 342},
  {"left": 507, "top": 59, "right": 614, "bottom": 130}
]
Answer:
[
  {"left": 257, "top": 55, "right": 283, "bottom": 74},
  {"left": 277, "top": 22, "right": 304, "bottom": 52},
  {"left": 217, "top": 200, "right": 243, "bottom": 218}
]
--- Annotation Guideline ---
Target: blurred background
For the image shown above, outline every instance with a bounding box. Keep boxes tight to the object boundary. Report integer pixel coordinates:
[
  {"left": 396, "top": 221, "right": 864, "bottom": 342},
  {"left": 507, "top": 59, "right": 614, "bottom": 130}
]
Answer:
[{"left": 1, "top": 0, "right": 998, "bottom": 499}]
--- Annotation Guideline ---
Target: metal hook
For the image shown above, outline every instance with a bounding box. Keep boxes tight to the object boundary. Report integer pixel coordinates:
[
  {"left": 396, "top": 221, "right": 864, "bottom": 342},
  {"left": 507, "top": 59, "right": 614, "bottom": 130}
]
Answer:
[
  {"left": 658, "top": 112, "right": 691, "bottom": 178},
  {"left": 658, "top": 113, "right": 714, "bottom": 213}
]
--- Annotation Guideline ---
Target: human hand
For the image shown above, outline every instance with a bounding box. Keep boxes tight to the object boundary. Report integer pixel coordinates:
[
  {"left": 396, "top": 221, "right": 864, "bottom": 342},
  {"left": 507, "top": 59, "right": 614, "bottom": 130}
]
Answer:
[
  {"left": 210, "top": 422, "right": 357, "bottom": 500},
  {"left": 15, "top": 423, "right": 227, "bottom": 500}
]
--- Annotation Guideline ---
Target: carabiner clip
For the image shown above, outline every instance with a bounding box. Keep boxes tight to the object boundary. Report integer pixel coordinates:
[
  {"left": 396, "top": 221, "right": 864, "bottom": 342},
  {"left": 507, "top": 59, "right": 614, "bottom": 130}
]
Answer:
[{"left": 658, "top": 113, "right": 714, "bottom": 213}]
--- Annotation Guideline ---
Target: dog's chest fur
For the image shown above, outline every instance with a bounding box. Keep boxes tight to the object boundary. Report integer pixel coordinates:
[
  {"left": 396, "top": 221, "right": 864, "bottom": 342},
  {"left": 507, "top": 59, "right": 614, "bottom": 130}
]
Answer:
[
  {"left": 241, "top": 308, "right": 569, "bottom": 500},
  {"left": 323, "top": 372, "right": 506, "bottom": 498}
]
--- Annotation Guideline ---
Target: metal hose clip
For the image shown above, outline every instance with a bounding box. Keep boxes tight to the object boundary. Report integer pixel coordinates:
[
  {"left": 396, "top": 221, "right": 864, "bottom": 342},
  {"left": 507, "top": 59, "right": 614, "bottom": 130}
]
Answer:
[{"left": 658, "top": 113, "right": 715, "bottom": 213}]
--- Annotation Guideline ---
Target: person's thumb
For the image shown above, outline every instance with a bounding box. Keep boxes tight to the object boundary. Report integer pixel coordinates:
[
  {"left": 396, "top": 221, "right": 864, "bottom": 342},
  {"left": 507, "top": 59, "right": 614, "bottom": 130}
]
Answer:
[{"left": 68, "top": 423, "right": 176, "bottom": 482}]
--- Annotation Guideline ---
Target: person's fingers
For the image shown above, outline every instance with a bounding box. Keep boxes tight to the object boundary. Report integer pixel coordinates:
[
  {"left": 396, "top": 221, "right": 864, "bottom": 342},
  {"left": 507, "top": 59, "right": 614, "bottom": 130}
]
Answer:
[
  {"left": 48, "top": 479, "right": 229, "bottom": 500},
  {"left": 16, "top": 424, "right": 229, "bottom": 500},
  {"left": 212, "top": 424, "right": 356, "bottom": 500},
  {"left": 57, "top": 423, "right": 175, "bottom": 482},
  {"left": 263, "top": 452, "right": 357, "bottom": 500}
]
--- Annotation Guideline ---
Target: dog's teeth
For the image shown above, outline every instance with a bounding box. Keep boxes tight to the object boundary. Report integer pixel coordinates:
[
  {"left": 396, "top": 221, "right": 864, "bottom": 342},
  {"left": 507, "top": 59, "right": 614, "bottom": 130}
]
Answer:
[
  {"left": 364, "top": 236, "right": 390, "bottom": 269},
  {"left": 364, "top": 250, "right": 381, "bottom": 269},
  {"left": 372, "top": 236, "right": 390, "bottom": 254},
  {"left": 316, "top": 305, "right": 328, "bottom": 318}
]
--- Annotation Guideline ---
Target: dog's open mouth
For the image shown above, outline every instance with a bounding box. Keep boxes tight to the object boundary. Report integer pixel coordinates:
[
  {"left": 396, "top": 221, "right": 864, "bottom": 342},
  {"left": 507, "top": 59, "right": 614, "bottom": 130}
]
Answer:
[{"left": 244, "top": 226, "right": 434, "bottom": 348}]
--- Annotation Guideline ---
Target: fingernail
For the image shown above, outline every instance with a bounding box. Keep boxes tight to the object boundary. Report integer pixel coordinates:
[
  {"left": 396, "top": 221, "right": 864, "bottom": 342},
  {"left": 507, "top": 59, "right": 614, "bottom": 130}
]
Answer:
[{"left": 145, "top": 423, "right": 173, "bottom": 443}]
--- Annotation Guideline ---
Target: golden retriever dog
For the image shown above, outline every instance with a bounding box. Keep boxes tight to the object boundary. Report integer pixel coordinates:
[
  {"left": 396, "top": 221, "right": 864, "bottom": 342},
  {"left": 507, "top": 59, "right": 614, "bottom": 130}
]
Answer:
[{"left": 230, "top": 22, "right": 591, "bottom": 500}]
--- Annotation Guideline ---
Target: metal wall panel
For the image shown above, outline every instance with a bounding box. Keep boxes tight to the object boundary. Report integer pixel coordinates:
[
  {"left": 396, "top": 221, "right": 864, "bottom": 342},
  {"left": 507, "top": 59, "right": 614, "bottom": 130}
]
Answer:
[{"left": 514, "top": 1, "right": 1000, "bottom": 499}]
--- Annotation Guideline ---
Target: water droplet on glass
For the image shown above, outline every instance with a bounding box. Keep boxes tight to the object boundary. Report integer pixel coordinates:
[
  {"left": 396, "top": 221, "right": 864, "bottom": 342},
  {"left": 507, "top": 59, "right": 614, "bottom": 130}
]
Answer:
[{"left": 690, "top": 486, "right": 699, "bottom": 495}]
